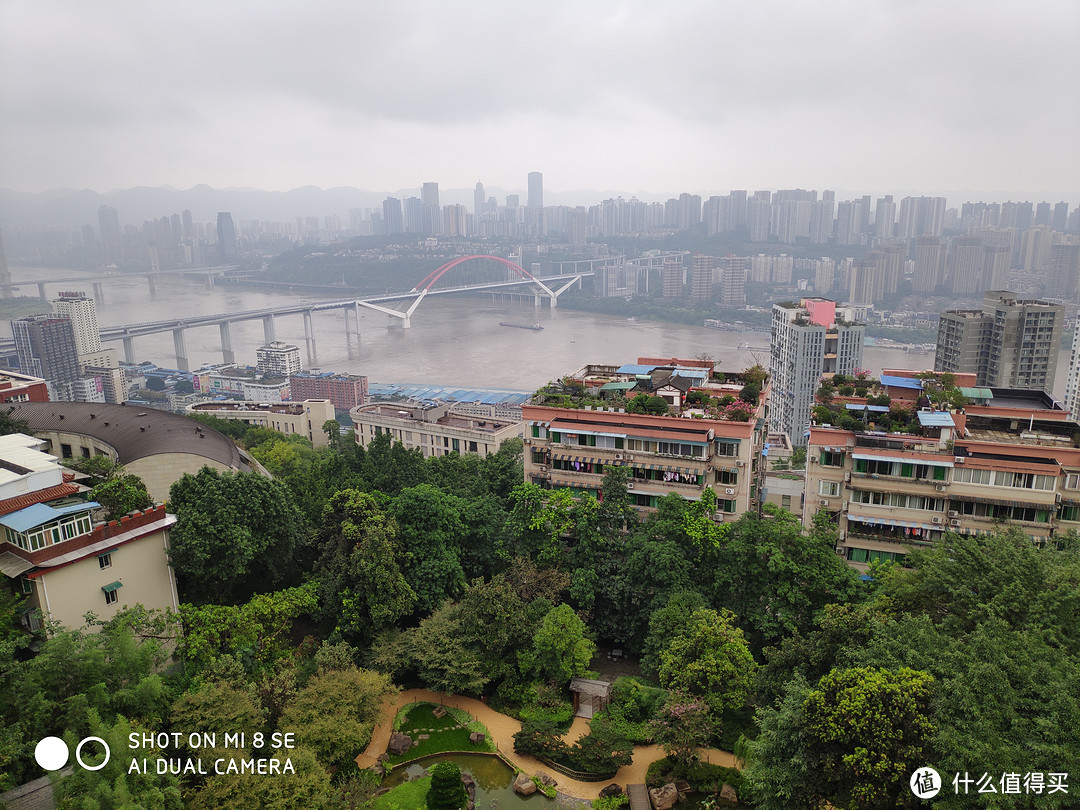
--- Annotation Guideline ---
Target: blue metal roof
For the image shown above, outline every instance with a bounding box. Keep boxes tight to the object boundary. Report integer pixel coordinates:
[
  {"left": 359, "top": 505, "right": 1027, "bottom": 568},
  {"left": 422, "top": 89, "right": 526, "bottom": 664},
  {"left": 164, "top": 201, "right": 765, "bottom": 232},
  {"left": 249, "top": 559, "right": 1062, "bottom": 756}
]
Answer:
[
  {"left": 845, "top": 403, "right": 890, "bottom": 413},
  {"left": 0, "top": 501, "right": 100, "bottom": 533},
  {"left": 616, "top": 364, "right": 658, "bottom": 375},
  {"left": 917, "top": 411, "right": 956, "bottom": 427},
  {"left": 880, "top": 375, "right": 924, "bottom": 390}
]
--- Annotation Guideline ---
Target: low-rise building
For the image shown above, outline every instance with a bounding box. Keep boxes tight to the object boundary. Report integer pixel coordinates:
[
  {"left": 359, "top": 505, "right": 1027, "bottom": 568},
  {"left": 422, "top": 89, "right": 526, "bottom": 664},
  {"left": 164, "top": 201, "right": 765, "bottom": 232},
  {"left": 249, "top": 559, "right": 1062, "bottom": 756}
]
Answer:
[
  {"left": 351, "top": 400, "right": 522, "bottom": 457},
  {"left": 290, "top": 372, "right": 368, "bottom": 412},
  {"left": 188, "top": 399, "right": 336, "bottom": 446},
  {"left": 0, "top": 434, "right": 178, "bottom": 632},
  {"left": 0, "top": 370, "right": 50, "bottom": 404},
  {"left": 804, "top": 370, "right": 1080, "bottom": 570},
  {"left": 522, "top": 357, "right": 769, "bottom": 516},
  {"left": 6, "top": 402, "right": 257, "bottom": 501}
]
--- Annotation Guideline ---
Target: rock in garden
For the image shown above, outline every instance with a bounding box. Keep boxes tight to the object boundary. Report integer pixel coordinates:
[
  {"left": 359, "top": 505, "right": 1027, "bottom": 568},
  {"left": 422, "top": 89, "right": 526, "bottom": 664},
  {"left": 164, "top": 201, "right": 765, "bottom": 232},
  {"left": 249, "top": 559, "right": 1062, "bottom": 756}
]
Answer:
[
  {"left": 387, "top": 732, "right": 412, "bottom": 755},
  {"left": 650, "top": 783, "right": 679, "bottom": 810},
  {"left": 418, "top": 734, "right": 430, "bottom": 740},
  {"left": 721, "top": 783, "right": 739, "bottom": 804},
  {"left": 432, "top": 706, "right": 447, "bottom": 718},
  {"left": 599, "top": 784, "right": 623, "bottom": 798},
  {"left": 512, "top": 772, "right": 537, "bottom": 796},
  {"left": 469, "top": 731, "right": 485, "bottom": 744},
  {"left": 536, "top": 772, "right": 557, "bottom": 787}
]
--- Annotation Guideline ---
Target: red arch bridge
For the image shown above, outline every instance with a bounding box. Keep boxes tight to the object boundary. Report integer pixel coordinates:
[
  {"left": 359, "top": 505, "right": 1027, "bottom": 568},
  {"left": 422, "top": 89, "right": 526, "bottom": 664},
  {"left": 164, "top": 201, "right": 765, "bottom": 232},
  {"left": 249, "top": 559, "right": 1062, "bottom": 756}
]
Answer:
[{"left": 66, "top": 254, "right": 674, "bottom": 371}]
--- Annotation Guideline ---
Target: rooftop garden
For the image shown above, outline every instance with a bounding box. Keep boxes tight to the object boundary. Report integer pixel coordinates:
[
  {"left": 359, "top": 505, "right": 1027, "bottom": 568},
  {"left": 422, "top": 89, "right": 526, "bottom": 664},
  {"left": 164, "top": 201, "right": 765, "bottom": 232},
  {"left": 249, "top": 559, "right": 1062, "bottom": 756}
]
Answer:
[
  {"left": 811, "top": 371, "right": 967, "bottom": 435},
  {"left": 530, "top": 365, "right": 767, "bottom": 422}
]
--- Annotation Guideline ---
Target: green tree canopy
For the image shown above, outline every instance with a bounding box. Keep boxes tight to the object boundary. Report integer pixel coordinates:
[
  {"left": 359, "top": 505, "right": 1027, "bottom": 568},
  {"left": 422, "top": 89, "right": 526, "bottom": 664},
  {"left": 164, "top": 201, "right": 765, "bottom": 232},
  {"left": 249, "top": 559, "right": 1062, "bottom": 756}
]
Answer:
[
  {"left": 426, "top": 761, "right": 468, "bottom": 810},
  {"left": 168, "top": 468, "right": 309, "bottom": 603},
  {"left": 526, "top": 603, "right": 596, "bottom": 685}
]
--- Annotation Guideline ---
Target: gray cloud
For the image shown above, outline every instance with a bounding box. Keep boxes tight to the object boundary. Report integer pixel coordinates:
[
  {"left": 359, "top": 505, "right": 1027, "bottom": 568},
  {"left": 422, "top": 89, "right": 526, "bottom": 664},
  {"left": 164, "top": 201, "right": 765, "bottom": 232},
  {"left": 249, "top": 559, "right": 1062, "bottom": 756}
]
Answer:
[{"left": 1, "top": 0, "right": 1077, "bottom": 199}]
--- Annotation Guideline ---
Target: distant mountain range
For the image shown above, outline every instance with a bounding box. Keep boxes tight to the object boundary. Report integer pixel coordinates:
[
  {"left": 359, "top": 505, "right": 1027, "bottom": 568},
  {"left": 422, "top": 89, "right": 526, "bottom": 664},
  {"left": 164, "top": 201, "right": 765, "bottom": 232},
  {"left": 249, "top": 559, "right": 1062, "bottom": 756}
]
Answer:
[{"left": 0, "top": 184, "right": 652, "bottom": 229}]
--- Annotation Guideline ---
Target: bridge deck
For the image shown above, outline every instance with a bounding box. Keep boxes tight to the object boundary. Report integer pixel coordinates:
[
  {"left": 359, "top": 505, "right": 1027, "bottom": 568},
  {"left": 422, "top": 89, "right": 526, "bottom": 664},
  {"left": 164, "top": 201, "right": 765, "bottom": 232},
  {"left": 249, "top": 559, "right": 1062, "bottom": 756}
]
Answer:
[{"left": 627, "top": 783, "right": 651, "bottom": 809}]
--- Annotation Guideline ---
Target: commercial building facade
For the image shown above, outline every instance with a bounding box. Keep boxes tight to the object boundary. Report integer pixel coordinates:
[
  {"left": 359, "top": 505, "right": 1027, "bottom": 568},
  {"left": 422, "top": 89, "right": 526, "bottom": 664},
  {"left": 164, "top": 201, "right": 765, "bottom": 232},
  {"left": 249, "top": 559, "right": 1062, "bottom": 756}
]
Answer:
[{"left": 290, "top": 372, "right": 368, "bottom": 412}]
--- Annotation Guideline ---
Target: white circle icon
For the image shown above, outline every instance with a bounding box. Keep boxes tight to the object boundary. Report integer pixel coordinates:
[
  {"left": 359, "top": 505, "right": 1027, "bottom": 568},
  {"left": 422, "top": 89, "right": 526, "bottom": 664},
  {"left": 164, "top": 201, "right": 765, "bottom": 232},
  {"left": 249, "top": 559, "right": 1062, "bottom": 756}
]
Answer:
[
  {"left": 75, "top": 736, "right": 110, "bottom": 771},
  {"left": 910, "top": 767, "right": 942, "bottom": 799},
  {"left": 34, "top": 737, "right": 69, "bottom": 771}
]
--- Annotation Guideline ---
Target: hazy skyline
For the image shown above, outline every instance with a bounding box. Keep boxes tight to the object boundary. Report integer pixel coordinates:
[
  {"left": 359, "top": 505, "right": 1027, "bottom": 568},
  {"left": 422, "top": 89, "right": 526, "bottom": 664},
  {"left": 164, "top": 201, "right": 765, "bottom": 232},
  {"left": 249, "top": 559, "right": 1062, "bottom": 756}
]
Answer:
[{"left": 2, "top": 1, "right": 1078, "bottom": 201}]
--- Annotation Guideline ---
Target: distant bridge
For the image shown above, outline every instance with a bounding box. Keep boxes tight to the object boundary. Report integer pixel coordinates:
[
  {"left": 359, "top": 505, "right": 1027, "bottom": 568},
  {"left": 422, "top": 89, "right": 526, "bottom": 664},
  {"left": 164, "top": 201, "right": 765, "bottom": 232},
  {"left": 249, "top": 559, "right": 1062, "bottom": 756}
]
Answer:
[
  {"left": 3, "top": 265, "right": 241, "bottom": 301},
  {"left": 5, "top": 252, "right": 687, "bottom": 371}
]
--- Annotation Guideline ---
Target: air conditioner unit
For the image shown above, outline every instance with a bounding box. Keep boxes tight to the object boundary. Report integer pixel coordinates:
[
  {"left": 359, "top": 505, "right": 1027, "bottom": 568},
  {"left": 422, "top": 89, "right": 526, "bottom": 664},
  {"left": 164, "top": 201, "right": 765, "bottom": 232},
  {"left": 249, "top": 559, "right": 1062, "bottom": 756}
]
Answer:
[
  {"left": 713, "top": 512, "right": 725, "bottom": 522},
  {"left": 954, "top": 456, "right": 965, "bottom": 464},
  {"left": 626, "top": 455, "right": 634, "bottom": 461},
  {"left": 935, "top": 484, "right": 946, "bottom": 492},
  {"left": 614, "top": 453, "right": 623, "bottom": 459},
  {"left": 539, "top": 465, "right": 548, "bottom": 472},
  {"left": 819, "top": 498, "right": 830, "bottom": 506},
  {"left": 736, "top": 460, "right": 745, "bottom": 467},
  {"left": 627, "top": 482, "right": 634, "bottom": 489},
  {"left": 948, "top": 510, "right": 958, "bottom": 518},
  {"left": 932, "top": 516, "right": 943, "bottom": 524},
  {"left": 725, "top": 488, "right": 736, "bottom": 495},
  {"left": 523, "top": 438, "right": 531, "bottom": 445},
  {"left": 949, "top": 518, "right": 962, "bottom": 526}
]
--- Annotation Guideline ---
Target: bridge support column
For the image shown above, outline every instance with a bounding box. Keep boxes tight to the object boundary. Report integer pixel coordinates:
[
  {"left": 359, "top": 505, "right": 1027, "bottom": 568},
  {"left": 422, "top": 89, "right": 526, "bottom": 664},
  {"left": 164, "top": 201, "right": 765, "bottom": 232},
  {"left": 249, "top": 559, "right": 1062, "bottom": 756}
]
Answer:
[
  {"left": 303, "top": 310, "right": 318, "bottom": 364},
  {"left": 92, "top": 282, "right": 104, "bottom": 302},
  {"left": 262, "top": 314, "right": 276, "bottom": 344},
  {"left": 147, "top": 275, "right": 156, "bottom": 295},
  {"left": 205, "top": 273, "right": 215, "bottom": 289},
  {"left": 122, "top": 337, "right": 136, "bottom": 364},
  {"left": 37, "top": 282, "right": 47, "bottom": 300},
  {"left": 219, "top": 322, "right": 235, "bottom": 365},
  {"left": 354, "top": 302, "right": 363, "bottom": 333},
  {"left": 172, "top": 328, "right": 190, "bottom": 372}
]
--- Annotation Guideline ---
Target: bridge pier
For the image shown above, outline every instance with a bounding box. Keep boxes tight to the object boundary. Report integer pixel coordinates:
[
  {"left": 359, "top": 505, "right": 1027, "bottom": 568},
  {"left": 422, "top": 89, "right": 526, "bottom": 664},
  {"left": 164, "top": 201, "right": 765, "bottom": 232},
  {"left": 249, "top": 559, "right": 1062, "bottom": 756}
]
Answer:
[
  {"left": 37, "top": 282, "right": 47, "bottom": 300},
  {"left": 122, "top": 337, "right": 135, "bottom": 364},
  {"left": 303, "top": 310, "right": 318, "bottom": 364},
  {"left": 354, "top": 302, "right": 363, "bottom": 333},
  {"left": 92, "top": 282, "right": 104, "bottom": 302},
  {"left": 172, "top": 328, "right": 190, "bottom": 372},
  {"left": 205, "top": 273, "right": 215, "bottom": 289},
  {"left": 147, "top": 275, "right": 157, "bottom": 296},
  {"left": 219, "top": 322, "right": 235, "bottom": 365},
  {"left": 262, "top": 314, "right": 276, "bottom": 345}
]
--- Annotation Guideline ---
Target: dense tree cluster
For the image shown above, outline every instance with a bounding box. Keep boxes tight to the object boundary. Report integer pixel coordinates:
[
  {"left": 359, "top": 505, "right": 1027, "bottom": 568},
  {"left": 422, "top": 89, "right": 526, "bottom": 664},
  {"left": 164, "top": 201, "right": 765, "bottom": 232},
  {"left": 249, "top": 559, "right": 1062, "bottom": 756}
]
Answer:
[{"left": 3, "top": 420, "right": 1077, "bottom": 807}]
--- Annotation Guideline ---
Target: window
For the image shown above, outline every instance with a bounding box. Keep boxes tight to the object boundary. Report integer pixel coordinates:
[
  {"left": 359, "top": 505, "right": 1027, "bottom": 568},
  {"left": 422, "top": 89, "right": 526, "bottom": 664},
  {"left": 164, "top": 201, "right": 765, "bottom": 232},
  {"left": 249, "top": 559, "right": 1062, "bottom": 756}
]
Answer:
[
  {"left": 1065, "top": 473, "right": 1080, "bottom": 490},
  {"left": 81, "top": 446, "right": 91, "bottom": 458},
  {"left": 104, "top": 590, "right": 118, "bottom": 605},
  {"left": 61, "top": 444, "right": 73, "bottom": 459},
  {"left": 819, "top": 480, "right": 841, "bottom": 497},
  {"left": 715, "top": 441, "right": 739, "bottom": 457},
  {"left": 820, "top": 450, "right": 845, "bottom": 466},
  {"left": 20, "top": 577, "right": 33, "bottom": 595},
  {"left": 467, "top": 441, "right": 477, "bottom": 452},
  {"left": 99, "top": 553, "right": 112, "bottom": 570},
  {"left": 782, "top": 495, "right": 792, "bottom": 510},
  {"left": 1061, "top": 505, "right": 1080, "bottom": 521}
]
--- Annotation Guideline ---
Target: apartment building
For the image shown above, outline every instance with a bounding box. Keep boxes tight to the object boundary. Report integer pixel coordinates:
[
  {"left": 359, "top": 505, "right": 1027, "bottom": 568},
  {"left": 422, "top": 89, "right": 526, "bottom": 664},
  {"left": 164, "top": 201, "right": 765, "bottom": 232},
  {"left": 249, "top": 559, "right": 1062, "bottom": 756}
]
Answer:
[
  {"left": 0, "top": 434, "right": 179, "bottom": 631},
  {"left": 351, "top": 400, "right": 522, "bottom": 458},
  {"left": 188, "top": 399, "right": 336, "bottom": 447},
  {"left": 522, "top": 357, "right": 769, "bottom": 516},
  {"left": 804, "top": 370, "right": 1080, "bottom": 570}
]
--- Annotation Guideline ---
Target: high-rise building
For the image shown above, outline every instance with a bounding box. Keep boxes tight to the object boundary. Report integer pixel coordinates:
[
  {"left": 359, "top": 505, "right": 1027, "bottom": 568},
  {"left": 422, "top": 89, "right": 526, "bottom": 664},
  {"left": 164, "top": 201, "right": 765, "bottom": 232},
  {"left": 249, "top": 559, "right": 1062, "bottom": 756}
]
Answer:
[
  {"left": 256, "top": 342, "right": 303, "bottom": 377},
  {"left": 98, "top": 205, "right": 122, "bottom": 264},
  {"left": 382, "top": 197, "right": 404, "bottom": 235},
  {"left": 51, "top": 292, "right": 101, "bottom": 355},
  {"left": 690, "top": 254, "right": 713, "bottom": 301},
  {"left": 949, "top": 236, "right": 985, "bottom": 294},
  {"left": 1065, "top": 319, "right": 1080, "bottom": 421},
  {"left": 719, "top": 256, "right": 747, "bottom": 306},
  {"left": 421, "top": 182, "right": 441, "bottom": 235},
  {"left": 874, "top": 195, "right": 896, "bottom": 239},
  {"left": 403, "top": 197, "right": 424, "bottom": 233},
  {"left": 935, "top": 291, "right": 1063, "bottom": 392},
  {"left": 12, "top": 315, "right": 80, "bottom": 396},
  {"left": 662, "top": 258, "right": 684, "bottom": 298},
  {"left": 913, "top": 236, "right": 946, "bottom": 292},
  {"left": 528, "top": 172, "right": 543, "bottom": 210},
  {"left": 1052, "top": 202, "right": 1070, "bottom": 233},
  {"left": 769, "top": 299, "right": 865, "bottom": 446},
  {"left": 897, "top": 196, "right": 947, "bottom": 238},
  {"left": 216, "top": 212, "right": 237, "bottom": 262}
]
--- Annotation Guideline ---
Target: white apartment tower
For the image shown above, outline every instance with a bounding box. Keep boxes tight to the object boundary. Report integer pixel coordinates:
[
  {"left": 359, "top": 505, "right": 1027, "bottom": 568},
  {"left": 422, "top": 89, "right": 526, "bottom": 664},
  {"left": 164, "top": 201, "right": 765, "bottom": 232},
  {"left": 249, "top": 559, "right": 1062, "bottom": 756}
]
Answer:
[
  {"left": 51, "top": 292, "right": 101, "bottom": 355},
  {"left": 256, "top": 342, "right": 303, "bottom": 377},
  {"left": 769, "top": 298, "right": 865, "bottom": 447}
]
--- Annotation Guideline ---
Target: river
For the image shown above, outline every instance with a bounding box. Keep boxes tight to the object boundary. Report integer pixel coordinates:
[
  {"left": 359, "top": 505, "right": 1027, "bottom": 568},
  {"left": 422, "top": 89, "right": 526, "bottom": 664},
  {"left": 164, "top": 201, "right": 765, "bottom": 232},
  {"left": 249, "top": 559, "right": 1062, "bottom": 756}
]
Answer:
[{"left": 7, "top": 266, "right": 1070, "bottom": 399}]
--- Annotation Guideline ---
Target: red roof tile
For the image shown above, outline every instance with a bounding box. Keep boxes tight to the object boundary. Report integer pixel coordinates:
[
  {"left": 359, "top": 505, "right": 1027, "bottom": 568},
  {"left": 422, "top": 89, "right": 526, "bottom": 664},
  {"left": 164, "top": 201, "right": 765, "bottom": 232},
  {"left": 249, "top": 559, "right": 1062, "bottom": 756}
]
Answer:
[{"left": 0, "top": 483, "right": 81, "bottom": 516}]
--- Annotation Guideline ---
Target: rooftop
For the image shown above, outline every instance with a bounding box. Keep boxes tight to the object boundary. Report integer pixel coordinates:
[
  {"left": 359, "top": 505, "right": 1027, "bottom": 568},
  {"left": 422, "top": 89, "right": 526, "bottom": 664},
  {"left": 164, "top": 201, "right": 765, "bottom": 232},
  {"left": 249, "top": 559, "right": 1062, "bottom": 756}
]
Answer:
[
  {"left": 189, "top": 401, "right": 320, "bottom": 416},
  {"left": 5, "top": 402, "right": 250, "bottom": 469}
]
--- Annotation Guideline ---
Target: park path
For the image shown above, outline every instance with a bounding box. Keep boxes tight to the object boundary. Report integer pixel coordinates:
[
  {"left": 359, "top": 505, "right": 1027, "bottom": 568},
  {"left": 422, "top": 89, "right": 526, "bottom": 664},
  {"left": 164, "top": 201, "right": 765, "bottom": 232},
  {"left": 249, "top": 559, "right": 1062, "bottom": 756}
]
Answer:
[{"left": 356, "top": 688, "right": 739, "bottom": 802}]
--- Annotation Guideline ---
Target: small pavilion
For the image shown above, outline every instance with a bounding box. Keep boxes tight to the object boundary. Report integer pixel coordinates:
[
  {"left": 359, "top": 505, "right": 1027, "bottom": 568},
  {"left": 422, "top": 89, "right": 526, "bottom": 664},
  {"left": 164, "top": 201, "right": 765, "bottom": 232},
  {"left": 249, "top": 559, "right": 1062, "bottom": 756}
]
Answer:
[{"left": 569, "top": 678, "right": 612, "bottom": 718}]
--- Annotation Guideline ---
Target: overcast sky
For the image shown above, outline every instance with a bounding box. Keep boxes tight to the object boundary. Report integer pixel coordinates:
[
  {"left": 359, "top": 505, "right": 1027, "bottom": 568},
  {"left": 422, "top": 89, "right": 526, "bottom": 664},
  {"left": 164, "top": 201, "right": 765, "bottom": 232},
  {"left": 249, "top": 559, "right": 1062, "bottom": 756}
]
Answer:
[{"left": 2, "top": 0, "right": 1078, "bottom": 202}]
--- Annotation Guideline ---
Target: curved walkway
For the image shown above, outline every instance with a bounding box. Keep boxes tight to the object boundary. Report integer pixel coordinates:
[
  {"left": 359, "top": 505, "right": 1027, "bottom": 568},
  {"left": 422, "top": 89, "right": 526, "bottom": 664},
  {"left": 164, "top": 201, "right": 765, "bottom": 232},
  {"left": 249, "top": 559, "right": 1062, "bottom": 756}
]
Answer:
[{"left": 357, "top": 688, "right": 739, "bottom": 802}]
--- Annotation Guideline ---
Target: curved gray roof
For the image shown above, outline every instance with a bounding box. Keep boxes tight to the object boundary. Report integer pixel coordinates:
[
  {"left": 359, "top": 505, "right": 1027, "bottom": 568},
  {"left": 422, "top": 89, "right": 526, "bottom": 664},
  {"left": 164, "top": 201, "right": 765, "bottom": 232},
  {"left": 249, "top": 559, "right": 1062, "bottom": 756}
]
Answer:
[{"left": 5, "top": 402, "right": 248, "bottom": 471}]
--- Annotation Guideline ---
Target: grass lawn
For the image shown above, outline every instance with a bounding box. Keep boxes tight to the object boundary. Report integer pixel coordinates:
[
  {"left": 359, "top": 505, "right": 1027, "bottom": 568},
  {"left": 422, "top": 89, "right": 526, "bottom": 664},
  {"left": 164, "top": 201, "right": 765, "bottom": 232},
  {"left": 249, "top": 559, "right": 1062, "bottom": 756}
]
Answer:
[
  {"left": 373, "top": 775, "right": 431, "bottom": 810},
  {"left": 387, "top": 702, "right": 496, "bottom": 764}
]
